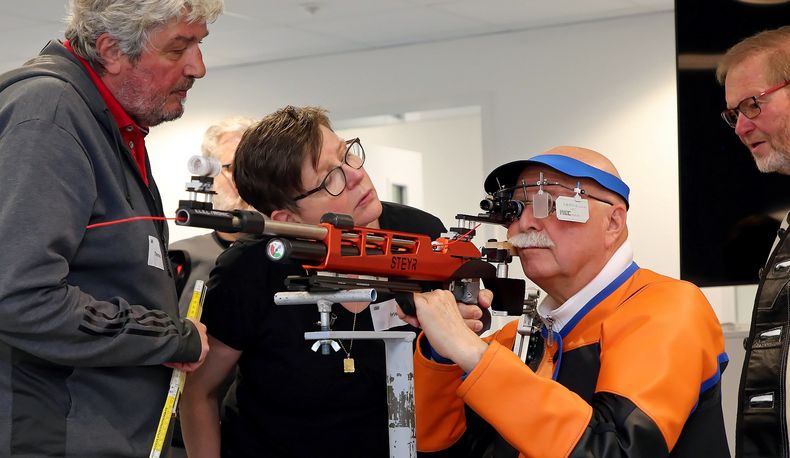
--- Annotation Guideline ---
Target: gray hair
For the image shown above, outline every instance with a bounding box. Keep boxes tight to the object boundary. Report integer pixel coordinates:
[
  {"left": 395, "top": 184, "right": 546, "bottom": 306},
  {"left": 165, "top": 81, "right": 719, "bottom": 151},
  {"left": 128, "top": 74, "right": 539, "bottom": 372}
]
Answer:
[
  {"left": 65, "top": 0, "right": 223, "bottom": 68},
  {"left": 201, "top": 116, "right": 258, "bottom": 160}
]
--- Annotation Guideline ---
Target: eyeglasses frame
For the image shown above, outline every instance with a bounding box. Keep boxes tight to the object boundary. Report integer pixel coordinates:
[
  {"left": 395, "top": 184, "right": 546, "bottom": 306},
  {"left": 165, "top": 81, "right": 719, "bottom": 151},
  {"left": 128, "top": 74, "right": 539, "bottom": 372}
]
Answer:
[
  {"left": 293, "top": 138, "right": 365, "bottom": 201},
  {"left": 721, "top": 80, "right": 790, "bottom": 128},
  {"left": 500, "top": 177, "right": 615, "bottom": 222}
]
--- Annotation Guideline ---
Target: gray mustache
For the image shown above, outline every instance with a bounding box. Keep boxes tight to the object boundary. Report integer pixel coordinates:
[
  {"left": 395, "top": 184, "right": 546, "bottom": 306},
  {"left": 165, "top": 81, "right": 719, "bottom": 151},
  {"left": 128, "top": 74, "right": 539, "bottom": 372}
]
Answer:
[
  {"left": 508, "top": 231, "right": 555, "bottom": 248},
  {"left": 174, "top": 78, "right": 195, "bottom": 92}
]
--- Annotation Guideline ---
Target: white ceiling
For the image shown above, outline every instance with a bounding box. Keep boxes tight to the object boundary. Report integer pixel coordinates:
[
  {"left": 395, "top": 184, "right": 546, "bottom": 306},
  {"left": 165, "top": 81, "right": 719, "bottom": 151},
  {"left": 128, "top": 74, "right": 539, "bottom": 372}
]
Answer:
[{"left": 0, "top": 0, "right": 671, "bottom": 73}]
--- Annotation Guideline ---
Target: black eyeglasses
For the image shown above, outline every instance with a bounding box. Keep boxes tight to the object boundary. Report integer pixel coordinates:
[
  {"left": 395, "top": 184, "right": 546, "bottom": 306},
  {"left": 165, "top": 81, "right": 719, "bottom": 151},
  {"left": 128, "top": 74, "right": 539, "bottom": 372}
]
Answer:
[
  {"left": 293, "top": 138, "right": 365, "bottom": 201},
  {"left": 721, "top": 80, "right": 789, "bottom": 128}
]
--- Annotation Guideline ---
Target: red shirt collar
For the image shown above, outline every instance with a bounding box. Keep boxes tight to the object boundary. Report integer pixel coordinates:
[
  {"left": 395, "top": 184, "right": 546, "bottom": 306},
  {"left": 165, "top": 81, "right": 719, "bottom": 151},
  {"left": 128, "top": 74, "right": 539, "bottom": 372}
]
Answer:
[
  {"left": 63, "top": 40, "right": 147, "bottom": 135},
  {"left": 63, "top": 40, "right": 149, "bottom": 185}
]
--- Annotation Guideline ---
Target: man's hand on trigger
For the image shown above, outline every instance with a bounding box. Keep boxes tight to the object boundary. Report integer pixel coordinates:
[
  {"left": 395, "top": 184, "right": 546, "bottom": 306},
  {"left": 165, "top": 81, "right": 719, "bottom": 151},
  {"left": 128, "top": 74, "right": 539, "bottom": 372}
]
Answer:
[{"left": 164, "top": 318, "right": 209, "bottom": 372}]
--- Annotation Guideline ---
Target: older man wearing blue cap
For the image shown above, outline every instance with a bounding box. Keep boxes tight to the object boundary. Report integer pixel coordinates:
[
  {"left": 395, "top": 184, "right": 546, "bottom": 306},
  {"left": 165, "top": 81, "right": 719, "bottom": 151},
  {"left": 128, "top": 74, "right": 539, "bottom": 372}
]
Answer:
[{"left": 406, "top": 146, "right": 730, "bottom": 457}]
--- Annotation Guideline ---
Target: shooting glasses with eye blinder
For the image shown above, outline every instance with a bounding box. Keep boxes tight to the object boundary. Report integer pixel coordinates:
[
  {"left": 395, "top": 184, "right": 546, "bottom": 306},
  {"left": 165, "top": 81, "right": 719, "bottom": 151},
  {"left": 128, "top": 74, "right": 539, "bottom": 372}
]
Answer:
[
  {"left": 482, "top": 171, "right": 615, "bottom": 224},
  {"left": 459, "top": 154, "right": 630, "bottom": 227}
]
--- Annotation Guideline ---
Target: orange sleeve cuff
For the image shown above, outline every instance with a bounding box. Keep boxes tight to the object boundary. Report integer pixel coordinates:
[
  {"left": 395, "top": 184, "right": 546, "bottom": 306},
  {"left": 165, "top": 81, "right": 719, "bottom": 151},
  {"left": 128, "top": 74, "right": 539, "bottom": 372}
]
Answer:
[{"left": 414, "top": 331, "right": 468, "bottom": 452}]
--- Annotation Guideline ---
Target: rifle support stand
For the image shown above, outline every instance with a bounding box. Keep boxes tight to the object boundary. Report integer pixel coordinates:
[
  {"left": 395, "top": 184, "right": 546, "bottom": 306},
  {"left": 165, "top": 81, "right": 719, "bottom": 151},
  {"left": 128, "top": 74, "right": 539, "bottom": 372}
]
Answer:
[
  {"left": 306, "top": 330, "right": 416, "bottom": 458},
  {"left": 274, "top": 289, "right": 417, "bottom": 458}
]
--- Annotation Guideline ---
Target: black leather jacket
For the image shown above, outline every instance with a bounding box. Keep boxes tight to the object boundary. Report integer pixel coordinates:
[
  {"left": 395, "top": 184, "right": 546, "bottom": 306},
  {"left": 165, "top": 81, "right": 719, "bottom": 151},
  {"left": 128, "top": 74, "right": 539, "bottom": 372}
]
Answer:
[{"left": 737, "top": 214, "right": 790, "bottom": 457}]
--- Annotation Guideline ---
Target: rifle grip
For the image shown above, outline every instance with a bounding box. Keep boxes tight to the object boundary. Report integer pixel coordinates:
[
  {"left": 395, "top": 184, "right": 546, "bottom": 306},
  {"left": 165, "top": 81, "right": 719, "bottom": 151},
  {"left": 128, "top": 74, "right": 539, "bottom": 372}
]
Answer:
[
  {"left": 394, "top": 292, "right": 416, "bottom": 316},
  {"left": 394, "top": 290, "right": 490, "bottom": 335},
  {"left": 451, "top": 280, "right": 491, "bottom": 334}
]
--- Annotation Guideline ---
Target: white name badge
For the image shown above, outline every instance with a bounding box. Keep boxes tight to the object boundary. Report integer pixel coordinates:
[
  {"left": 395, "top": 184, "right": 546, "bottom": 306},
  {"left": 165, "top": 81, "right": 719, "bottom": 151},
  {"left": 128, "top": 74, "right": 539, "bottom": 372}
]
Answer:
[
  {"left": 555, "top": 196, "right": 589, "bottom": 223},
  {"left": 147, "top": 235, "right": 165, "bottom": 270},
  {"left": 370, "top": 299, "right": 408, "bottom": 331}
]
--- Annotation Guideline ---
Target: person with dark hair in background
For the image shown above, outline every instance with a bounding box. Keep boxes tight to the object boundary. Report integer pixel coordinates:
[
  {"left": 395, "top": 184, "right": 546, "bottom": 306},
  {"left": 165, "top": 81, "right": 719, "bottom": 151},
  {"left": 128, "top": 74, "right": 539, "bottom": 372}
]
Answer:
[
  {"left": 717, "top": 26, "right": 790, "bottom": 457},
  {"left": 0, "top": 1, "right": 223, "bottom": 456},
  {"left": 405, "top": 147, "right": 729, "bottom": 457},
  {"left": 180, "top": 105, "right": 448, "bottom": 457}
]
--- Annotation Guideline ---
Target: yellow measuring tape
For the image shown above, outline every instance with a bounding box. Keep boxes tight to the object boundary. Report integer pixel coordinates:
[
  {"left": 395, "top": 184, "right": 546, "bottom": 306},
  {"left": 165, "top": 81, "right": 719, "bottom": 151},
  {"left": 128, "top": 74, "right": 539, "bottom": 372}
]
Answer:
[{"left": 149, "top": 279, "right": 207, "bottom": 458}]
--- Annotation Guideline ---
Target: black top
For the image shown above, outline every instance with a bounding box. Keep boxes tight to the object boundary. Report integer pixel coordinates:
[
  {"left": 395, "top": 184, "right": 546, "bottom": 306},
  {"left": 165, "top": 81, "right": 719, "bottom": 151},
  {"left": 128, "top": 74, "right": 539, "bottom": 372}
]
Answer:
[{"left": 202, "top": 202, "right": 445, "bottom": 458}]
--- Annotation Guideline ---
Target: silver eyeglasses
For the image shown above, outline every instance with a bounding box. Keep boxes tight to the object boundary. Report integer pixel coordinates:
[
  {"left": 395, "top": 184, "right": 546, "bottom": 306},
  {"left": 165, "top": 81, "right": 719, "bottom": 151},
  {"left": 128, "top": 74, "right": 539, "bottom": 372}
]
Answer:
[{"left": 496, "top": 173, "right": 613, "bottom": 222}]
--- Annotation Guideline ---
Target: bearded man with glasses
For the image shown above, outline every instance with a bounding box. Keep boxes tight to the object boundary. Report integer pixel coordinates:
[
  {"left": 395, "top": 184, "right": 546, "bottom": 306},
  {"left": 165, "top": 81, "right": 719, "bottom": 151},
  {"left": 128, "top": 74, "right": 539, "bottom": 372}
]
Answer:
[
  {"left": 180, "top": 105, "right": 448, "bottom": 458},
  {"left": 717, "top": 26, "right": 790, "bottom": 458},
  {"left": 401, "top": 146, "right": 728, "bottom": 457}
]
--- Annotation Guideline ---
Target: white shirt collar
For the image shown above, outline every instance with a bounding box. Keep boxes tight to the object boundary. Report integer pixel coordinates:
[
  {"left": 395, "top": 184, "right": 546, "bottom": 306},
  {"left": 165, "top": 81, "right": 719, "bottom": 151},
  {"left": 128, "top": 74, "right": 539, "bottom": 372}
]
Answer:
[{"left": 537, "top": 239, "right": 634, "bottom": 333}]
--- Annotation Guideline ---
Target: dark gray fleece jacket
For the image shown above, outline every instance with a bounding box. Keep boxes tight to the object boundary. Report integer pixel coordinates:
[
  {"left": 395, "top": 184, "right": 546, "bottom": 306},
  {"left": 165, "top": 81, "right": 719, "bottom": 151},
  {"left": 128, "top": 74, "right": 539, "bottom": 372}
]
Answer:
[{"left": 0, "top": 41, "right": 201, "bottom": 457}]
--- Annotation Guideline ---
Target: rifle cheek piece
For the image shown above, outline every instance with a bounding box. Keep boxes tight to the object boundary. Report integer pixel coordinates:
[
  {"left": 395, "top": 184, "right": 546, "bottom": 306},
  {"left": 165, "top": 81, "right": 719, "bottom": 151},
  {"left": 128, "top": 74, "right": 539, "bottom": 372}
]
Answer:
[{"left": 320, "top": 213, "right": 355, "bottom": 229}]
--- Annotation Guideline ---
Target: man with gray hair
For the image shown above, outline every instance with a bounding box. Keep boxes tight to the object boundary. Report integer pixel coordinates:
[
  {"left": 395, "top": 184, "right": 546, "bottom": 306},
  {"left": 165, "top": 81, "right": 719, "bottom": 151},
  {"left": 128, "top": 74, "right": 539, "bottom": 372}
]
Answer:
[
  {"left": 170, "top": 116, "right": 256, "bottom": 315},
  {"left": 717, "top": 26, "right": 790, "bottom": 457},
  {"left": 0, "top": 1, "right": 222, "bottom": 456}
]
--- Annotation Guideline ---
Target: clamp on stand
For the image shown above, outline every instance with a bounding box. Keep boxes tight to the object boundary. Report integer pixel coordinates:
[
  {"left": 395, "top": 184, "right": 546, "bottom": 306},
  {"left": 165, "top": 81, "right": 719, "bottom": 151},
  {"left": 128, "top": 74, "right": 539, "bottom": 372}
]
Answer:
[
  {"left": 513, "top": 288, "right": 541, "bottom": 364},
  {"left": 273, "top": 289, "right": 417, "bottom": 458},
  {"left": 274, "top": 288, "right": 376, "bottom": 354}
]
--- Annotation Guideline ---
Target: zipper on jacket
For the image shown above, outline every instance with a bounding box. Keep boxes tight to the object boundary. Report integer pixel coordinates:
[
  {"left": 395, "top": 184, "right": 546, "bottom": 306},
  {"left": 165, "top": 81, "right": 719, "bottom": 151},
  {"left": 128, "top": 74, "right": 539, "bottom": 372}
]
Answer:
[{"left": 541, "top": 315, "right": 555, "bottom": 348}]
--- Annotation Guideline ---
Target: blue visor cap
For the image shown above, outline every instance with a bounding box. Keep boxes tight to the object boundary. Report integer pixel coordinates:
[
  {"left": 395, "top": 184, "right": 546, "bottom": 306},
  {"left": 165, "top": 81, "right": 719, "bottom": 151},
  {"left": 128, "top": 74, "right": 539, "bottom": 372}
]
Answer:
[{"left": 483, "top": 154, "right": 630, "bottom": 209}]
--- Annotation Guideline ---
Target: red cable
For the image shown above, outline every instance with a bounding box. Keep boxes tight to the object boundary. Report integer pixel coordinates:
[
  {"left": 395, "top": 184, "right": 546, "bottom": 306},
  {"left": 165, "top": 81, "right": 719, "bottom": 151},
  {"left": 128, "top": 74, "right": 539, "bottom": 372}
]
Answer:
[
  {"left": 434, "top": 223, "right": 481, "bottom": 247},
  {"left": 86, "top": 216, "right": 183, "bottom": 229}
]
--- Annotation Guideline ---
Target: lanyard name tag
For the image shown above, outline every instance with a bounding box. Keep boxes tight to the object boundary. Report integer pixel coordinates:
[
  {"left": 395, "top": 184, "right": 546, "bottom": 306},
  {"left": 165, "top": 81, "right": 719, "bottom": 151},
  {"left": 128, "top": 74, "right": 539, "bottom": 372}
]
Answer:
[
  {"left": 148, "top": 235, "right": 165, "bottom": 270},
  {"left": 370, "top": 299, "right": 407, "bottom": 331}
]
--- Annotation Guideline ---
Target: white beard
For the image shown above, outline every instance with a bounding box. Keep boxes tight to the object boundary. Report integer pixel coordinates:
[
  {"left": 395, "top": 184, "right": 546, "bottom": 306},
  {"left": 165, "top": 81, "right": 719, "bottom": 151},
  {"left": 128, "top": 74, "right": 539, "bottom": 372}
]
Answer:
[{"left": 751, "top": 115, "right": 790, "bottom": 174}]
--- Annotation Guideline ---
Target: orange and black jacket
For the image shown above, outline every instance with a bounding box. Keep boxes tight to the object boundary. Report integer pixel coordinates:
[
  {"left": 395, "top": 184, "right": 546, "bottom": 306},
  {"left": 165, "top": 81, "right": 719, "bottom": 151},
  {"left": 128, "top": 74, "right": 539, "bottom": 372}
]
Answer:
[{"left": 414, "top": 267, "right": 730, "bottom": 457}]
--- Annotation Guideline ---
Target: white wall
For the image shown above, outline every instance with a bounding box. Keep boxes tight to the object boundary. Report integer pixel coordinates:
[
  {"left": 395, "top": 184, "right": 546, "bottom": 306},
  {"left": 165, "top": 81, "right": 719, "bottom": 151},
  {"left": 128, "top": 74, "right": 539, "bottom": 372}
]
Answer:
[
  {"left": 337, "top": 114, "right": 484, "bottom": 227},
  {"left": 359, "top": 143, "right": 425, "bottom": 209}
]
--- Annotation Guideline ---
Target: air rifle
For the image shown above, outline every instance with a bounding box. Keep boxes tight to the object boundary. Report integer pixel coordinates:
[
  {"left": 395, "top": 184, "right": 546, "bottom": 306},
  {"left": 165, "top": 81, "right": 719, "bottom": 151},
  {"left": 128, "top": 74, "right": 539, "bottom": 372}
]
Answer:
[{"left": 175, "top": 156, "right": 526, "bottom": 320}]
